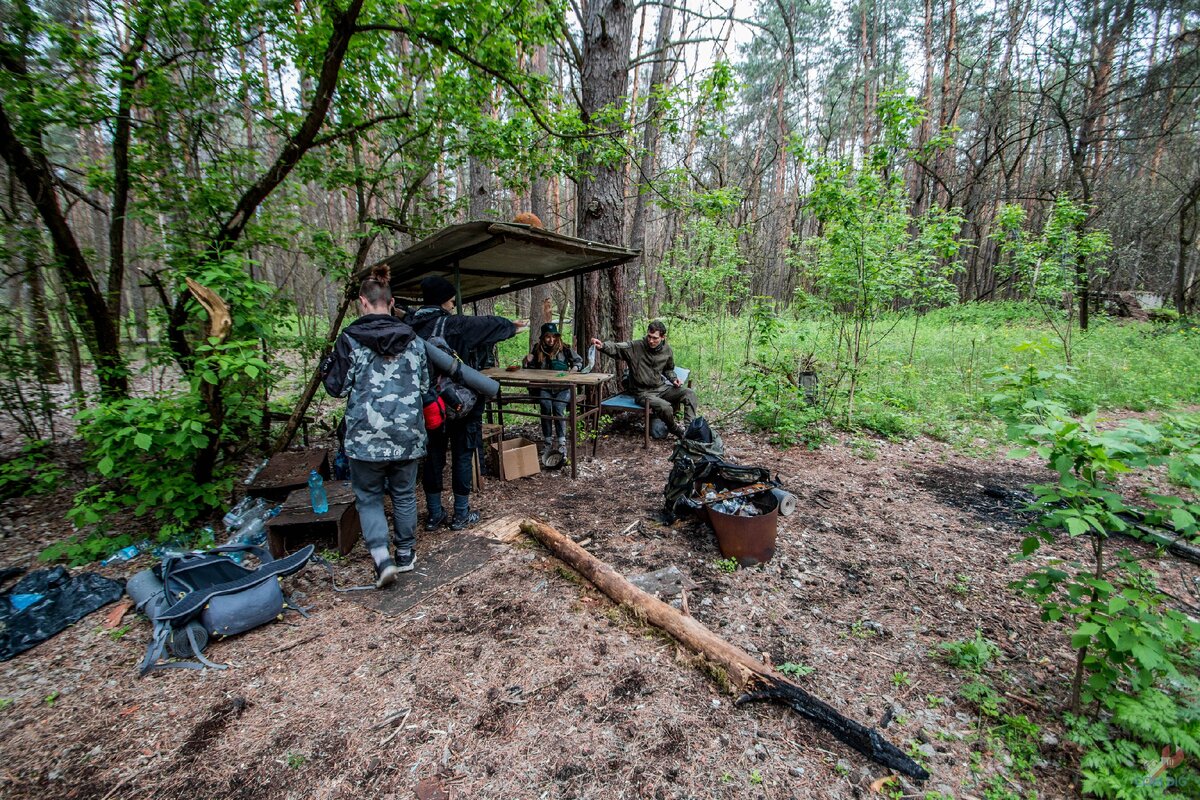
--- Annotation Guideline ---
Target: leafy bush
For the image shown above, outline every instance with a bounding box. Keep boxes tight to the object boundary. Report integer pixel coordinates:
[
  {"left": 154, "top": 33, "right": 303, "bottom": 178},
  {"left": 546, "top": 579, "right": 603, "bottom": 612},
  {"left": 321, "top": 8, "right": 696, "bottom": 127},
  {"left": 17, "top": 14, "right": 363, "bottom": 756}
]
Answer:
[
  {"left": 65, "top": 394, "right": 233, "bottom": 547},
  {"left": 991, "top": 357, "right": 1200, "bottom": 798},
  {"left": 939, "top": 631, "right": 1001, "bottom": 674},
  {"left": 0, "top": 439, "right": 64, "bottom": 500}
]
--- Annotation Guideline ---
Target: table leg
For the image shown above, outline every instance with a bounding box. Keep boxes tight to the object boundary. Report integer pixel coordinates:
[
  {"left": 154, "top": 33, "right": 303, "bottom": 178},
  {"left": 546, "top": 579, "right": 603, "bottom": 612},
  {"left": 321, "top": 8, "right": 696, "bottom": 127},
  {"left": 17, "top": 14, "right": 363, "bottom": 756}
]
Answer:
[{"left": 568, "top": 385, "right": 578, "bottom": 480}]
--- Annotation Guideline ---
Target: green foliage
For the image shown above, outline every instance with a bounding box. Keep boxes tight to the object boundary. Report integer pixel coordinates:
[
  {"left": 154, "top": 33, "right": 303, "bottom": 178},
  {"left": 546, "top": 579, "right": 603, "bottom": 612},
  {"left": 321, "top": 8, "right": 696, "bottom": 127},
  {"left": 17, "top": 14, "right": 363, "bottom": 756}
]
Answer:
[
  {"left": 660, "top": 188, "right": 751, "bottom": 319},
  {"left": 40, "top": 530, "right": 135, "bottom": 567},
  {"left": 939, "top": 631, "right": 1001, "bottom": 674},
  {"left": 66, "top": 395, "right": 233, "bottom": 547},
  {"left": 992, "top": 196, "right": 1113, "bottom": 363},
  {"left": 0, "top": 439, "right": 64, "bottom": 500},
  {"left": 791, "top": 92, "right": 965, "bottom": 419},
  {"left": 777, "top": 661, "right": 815, "bottom": 678},
  {"left": 714, "top": 557, "right": 738, "bottom": 574},
  {"left": 993, "top": 360, "right": 1200, "bottom": 798},
  {"left": 740, "top": 296, "right": 828, "bottom": 448}
]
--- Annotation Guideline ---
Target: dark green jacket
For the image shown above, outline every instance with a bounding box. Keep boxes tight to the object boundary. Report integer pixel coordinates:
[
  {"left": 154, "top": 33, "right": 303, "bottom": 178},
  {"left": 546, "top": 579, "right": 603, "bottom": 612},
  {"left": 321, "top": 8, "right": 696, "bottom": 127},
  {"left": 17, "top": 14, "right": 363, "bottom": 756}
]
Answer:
[{"left": 599, "top": 338, "right": 678, "bottom": 392}]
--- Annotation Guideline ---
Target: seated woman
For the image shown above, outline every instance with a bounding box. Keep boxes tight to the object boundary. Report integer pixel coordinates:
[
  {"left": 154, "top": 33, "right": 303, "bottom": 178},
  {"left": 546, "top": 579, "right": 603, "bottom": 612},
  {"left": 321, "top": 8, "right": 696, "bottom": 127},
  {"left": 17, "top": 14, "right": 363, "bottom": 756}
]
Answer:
[{"left": 523, "top": 322, "right": 583, "bottom": 459}]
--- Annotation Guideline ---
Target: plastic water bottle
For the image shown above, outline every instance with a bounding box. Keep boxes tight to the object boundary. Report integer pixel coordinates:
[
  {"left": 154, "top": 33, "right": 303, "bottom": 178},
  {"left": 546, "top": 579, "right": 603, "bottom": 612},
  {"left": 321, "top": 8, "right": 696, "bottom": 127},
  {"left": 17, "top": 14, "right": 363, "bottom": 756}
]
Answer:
[
  {"left": 222, "top": 496, "right": 262, "bottom": 529},
  {"left": 333, "top": 449, "right": 350, "bottom": 480},
  {"left": 308, "top": 470, "right": 328, "bottom": 514},
  {"left": 243, "top": 457, "right": 269, "bottom": 486},
  {"left": 100, "top": 543, "right": 143, "bottom": 566}
]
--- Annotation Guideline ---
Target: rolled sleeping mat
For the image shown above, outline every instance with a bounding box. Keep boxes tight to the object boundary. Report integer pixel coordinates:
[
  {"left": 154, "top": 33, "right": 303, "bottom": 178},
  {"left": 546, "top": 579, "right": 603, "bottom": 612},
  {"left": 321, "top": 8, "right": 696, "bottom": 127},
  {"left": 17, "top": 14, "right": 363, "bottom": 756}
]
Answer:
[
  {"left": 420, "top": 339, "right": 501, "bottom": 398},
  {"left": 126, "top": 568, "right": 210, "bottom": 658},
  {"left": 771, "top": 488, "right": 798, "bottom": 517}
]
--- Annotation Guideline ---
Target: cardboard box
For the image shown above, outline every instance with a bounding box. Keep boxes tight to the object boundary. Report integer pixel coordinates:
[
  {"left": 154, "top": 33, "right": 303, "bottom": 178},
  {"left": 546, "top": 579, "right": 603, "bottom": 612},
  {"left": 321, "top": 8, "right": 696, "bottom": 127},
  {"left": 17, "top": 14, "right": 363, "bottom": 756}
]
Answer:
[{"left": 489, "top": 437, "right": 539, "bottom": 481}]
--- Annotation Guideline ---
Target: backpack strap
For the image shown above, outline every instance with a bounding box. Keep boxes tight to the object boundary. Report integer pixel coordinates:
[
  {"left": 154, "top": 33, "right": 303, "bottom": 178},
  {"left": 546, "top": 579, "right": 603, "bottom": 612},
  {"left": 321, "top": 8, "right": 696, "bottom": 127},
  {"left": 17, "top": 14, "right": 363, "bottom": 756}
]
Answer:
[{"left": 157, "top": 545, "right": 314, "bottom": 625}]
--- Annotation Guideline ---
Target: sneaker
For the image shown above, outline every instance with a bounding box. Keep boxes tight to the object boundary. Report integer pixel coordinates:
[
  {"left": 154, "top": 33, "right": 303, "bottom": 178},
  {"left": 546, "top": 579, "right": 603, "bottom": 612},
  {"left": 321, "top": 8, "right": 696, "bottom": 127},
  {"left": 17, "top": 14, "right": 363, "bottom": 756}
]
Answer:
[
  {"left": 449, "top": 510, "right": 480, "bottom": 531},
  {"left": 397, "top": 550, "right": 416, "bottom": 573},
  {"left": 424, "top": 510, "right": 449, "bottom": 531},
  {"left": 375, "top": 560, "right": 399, "bottom": 590}
]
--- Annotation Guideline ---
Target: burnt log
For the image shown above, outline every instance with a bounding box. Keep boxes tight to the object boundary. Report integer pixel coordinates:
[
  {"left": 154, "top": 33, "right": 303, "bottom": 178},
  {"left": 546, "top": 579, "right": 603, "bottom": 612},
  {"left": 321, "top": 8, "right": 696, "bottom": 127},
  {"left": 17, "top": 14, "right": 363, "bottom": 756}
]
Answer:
[{"left": 519, "top": 519, "right": 930, "bottom": 780}]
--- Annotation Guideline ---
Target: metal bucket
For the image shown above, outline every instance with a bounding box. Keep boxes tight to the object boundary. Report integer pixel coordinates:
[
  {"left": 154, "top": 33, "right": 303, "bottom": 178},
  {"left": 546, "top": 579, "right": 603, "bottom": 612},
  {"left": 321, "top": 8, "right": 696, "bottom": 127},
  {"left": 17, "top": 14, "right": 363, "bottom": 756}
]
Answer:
[{"left": 708, "top": 491, "right": 779, "bottom": 567}]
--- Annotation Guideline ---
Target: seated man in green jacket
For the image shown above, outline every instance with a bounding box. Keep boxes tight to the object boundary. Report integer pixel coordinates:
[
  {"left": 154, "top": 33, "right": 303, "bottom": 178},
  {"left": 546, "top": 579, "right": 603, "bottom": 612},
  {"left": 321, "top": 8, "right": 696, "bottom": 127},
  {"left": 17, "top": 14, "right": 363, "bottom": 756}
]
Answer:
[{"left": 591, "top": 320, "right": 698, "bottom": 438}]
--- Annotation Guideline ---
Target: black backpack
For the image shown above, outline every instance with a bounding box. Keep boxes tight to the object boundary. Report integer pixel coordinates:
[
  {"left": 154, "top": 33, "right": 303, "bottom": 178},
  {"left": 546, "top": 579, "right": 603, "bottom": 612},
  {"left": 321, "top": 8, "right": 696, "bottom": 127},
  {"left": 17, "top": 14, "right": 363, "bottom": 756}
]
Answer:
[
  {"left": 662, "top": 419, "right": 779, "bottom": 522},
  {"left": 428, "top": 316, "right": 478, "bottom": 420}
]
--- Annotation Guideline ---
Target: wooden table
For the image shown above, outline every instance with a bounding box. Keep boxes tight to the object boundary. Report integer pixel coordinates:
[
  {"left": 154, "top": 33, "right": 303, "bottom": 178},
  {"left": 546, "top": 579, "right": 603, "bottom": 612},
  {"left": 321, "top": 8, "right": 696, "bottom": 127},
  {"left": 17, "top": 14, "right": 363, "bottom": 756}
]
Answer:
[{"left": 481, "top": 369, "right": 614, "bottom": 480}]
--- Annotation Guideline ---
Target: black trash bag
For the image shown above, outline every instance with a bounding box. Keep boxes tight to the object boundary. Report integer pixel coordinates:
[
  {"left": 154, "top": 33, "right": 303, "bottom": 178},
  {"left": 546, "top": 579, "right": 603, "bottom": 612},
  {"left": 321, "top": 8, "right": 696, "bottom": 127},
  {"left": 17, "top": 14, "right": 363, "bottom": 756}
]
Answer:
[
  {"left": 649, "top": 418, "right": 670, "bottom": 440},
  {"left": 661, "top": 417, "right": 780, "bottom": 523},
  {"left": 0, "top": 567, "right": 124, "bottom": 661}
]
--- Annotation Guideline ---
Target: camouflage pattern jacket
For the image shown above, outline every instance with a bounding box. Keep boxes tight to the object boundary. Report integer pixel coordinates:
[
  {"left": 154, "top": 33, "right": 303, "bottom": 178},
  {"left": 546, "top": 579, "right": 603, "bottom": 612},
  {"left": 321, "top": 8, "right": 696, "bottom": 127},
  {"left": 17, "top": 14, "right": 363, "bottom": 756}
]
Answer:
[{"left": 324, "top": 314, "right": 429, "bottom": 462}]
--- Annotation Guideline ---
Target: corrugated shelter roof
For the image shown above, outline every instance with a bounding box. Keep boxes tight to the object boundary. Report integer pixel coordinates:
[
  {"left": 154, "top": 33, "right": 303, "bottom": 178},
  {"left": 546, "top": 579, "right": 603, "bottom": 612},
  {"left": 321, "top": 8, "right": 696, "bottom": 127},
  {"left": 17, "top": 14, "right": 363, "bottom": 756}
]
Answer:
[{"left": 376, "top": 221, "right": 639, "bottom": 305}]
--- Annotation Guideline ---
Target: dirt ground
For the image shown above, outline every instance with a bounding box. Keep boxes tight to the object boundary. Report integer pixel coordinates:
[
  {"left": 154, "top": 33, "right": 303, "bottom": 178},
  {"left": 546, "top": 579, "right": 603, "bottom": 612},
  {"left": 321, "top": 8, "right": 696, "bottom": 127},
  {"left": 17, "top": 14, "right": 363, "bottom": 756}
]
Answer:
[{"left": 1, "top": 416, "right": 1195, "bottom": 800}]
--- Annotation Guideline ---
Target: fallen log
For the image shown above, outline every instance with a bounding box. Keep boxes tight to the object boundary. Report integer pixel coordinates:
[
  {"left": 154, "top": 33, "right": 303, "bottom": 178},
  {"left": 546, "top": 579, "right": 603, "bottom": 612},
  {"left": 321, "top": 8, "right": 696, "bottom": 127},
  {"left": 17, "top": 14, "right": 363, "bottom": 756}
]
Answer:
[{"left": 519, "top": 519, "right": 930, "bottom": 780}]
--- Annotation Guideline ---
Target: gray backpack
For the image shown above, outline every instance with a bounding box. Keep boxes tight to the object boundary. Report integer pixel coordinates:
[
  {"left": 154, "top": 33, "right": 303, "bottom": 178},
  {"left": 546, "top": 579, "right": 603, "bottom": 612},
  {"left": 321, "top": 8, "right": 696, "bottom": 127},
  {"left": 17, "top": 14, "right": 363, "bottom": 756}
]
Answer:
[{"left": 127, "top": 544, "right": 313, "bottom": 675}]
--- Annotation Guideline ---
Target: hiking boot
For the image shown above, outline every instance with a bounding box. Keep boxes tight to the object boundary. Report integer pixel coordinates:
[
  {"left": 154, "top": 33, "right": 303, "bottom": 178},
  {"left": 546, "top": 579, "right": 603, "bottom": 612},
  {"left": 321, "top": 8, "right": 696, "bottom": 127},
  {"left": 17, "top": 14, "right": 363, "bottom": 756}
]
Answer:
[
  {"left": 668, "top": 422, "right": 686, "bottom": 438},
  {"left": 424, "top": 509, "right": 449, "bottom": 531},
  {"left": 375, "top": 559, "right": 399, "bottom": 590},
  {"left": 396, "top": 550, "right": 416, "bottom": 573},
  {"left": 449, "top": 510, "right": 480, "bottom": 531}
]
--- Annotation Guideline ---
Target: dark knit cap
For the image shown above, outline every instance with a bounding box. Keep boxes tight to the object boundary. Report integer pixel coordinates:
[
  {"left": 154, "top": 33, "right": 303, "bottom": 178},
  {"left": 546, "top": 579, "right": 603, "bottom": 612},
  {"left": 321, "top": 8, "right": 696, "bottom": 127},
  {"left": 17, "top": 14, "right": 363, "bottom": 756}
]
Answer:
[
  {"left": 421, "top": 276, "right": 456, "bottom": 306},
  {"left": 540, "top": 322, "right": 559, "bottom": 336}
]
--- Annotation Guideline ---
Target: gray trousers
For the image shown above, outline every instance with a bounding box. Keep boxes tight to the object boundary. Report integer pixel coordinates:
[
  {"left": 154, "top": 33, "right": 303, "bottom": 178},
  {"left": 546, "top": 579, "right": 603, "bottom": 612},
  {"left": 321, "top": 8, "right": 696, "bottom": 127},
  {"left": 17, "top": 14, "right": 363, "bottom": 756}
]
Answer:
[{"left": 349, "top": 458, "right": 419, "bottom": 557}]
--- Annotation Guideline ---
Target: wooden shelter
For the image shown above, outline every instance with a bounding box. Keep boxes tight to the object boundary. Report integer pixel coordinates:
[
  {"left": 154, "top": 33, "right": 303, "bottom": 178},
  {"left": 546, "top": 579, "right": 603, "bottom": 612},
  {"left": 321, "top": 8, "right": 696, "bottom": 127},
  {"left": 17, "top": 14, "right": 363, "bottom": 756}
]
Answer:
[{"left": 376, "top": 220, "right": 639, "bottom": 306}]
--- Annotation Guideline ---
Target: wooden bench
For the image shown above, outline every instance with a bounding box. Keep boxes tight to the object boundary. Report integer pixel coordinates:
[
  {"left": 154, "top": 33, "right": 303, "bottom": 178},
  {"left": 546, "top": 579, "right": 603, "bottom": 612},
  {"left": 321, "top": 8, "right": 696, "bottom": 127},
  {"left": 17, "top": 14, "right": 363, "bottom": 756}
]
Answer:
[{"left": 599, "top": 367, "right": 691, "bottom": 448}]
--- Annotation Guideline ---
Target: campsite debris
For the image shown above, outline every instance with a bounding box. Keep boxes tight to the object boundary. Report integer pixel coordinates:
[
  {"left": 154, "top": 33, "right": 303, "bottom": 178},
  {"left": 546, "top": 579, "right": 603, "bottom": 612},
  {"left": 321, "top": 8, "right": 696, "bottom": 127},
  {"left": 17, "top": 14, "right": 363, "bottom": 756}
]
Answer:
[
  {"left": 104, "top": 599, "right": 134, "bottom": 629},
  {"left": 243, "top": 458, "right": 269, "bottom": 486},
  {"left": 247, "top": 450, "right": 330, "bottom": 504},
  {"left": 0, "top": 568, "right": 124, "bottom": 661},
  {"left": 414, "top": 775, "right": 450, "bottom": 800},
  {"left": 519, "top": 519, "right": 930, "bottom": 780},
  {"left": 100, "top": 542, "right": 148, "bottom": 566}
]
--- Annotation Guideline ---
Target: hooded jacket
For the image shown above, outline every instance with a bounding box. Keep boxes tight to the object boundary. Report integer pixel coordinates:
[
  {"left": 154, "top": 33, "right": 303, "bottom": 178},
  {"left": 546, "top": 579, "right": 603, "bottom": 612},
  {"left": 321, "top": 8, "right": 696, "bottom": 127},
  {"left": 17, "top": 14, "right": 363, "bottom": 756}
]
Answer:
[{"left": 324, "top": 314, "right": 429, "bottom": 461}]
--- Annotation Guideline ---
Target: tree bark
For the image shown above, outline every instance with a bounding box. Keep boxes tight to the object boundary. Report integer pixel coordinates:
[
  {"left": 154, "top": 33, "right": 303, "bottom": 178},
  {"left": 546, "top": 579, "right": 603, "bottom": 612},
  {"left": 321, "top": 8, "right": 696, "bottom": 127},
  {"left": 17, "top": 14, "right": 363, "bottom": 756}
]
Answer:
[
  {"left": 0, "top": 100, "right": 128, "bottom": 398},
  {"left": 576, "top": 0, "right": 634, "bottom": 348},
  {"left": 627, "top": 4, "right": 674, "bottom": 330}
]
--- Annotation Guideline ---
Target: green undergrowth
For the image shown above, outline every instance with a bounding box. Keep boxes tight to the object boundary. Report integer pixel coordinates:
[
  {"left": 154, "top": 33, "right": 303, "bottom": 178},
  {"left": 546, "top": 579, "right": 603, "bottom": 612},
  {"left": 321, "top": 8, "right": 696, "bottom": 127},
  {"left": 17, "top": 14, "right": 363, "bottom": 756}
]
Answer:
[{"left": 658, "top": 305, "right": 1198, "bottom": 449}]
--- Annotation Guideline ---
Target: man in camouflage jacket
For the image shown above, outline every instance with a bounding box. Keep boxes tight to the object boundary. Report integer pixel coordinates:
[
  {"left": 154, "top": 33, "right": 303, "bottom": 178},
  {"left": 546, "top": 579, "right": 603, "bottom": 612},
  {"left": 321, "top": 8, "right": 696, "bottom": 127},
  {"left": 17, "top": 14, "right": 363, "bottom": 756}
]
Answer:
[{"left": 323, "top": 280, "right": 429, "bottom": 587}]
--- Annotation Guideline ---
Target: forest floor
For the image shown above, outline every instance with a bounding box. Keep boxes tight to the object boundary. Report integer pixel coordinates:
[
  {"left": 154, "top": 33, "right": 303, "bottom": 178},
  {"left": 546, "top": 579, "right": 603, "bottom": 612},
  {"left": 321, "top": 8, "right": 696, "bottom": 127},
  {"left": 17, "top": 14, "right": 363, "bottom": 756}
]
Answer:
[{"left": 1, "top": 415, "right": 1194, "bottom": 800}]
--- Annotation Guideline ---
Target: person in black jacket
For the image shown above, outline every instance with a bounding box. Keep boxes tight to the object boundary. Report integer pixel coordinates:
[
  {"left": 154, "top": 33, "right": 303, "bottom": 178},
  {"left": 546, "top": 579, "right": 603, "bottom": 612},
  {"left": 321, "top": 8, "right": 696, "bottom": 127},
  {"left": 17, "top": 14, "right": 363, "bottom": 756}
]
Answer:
[{"left": 408, "top": 276, "right": 527, "bottom": 530}]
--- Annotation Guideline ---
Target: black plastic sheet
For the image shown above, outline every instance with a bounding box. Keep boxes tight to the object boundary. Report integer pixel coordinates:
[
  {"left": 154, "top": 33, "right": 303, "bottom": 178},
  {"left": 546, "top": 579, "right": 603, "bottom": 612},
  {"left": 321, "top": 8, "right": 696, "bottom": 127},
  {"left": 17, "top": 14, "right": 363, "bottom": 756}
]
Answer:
[{"left": 0, "top": 567, "right": 124, "bottom": 661}]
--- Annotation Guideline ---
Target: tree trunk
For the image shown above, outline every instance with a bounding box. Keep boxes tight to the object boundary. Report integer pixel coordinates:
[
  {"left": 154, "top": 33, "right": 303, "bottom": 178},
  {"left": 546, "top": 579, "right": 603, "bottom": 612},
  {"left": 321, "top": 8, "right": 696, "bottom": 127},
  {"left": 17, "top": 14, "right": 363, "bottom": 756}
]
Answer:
[
  {"left": 577, "top": 0, "right": 634, "bottom": 348},
  {"left": 627, "top": 4, "right": 674, "bottom": 329}
]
